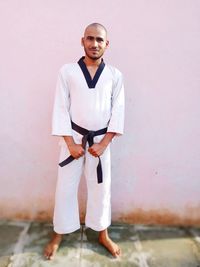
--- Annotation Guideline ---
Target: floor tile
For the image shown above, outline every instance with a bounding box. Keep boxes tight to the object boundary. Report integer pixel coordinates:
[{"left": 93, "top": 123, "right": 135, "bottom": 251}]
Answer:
[
  {"left": 136, "top": 226, "right": 200, "bottom": 267},
  {"left": 0, "top": 222, "right": 26, "bottom": 257}
]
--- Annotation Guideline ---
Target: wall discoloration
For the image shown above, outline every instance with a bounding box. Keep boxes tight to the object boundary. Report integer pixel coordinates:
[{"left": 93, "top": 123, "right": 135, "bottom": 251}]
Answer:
[
  {"left": 0, "top": 204, "right": 53, "bottom": 222},
  {"left": 1, "top": 204, "right": 200, "bottom": 226},
  {"left": 114, "top": 207, "right": 200, "bottom": 226}
]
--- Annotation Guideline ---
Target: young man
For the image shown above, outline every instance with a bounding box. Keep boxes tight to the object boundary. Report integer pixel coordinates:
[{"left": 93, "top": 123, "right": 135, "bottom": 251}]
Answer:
[{"left": 44, "top": 23, "right": 125, "bottom": 260}]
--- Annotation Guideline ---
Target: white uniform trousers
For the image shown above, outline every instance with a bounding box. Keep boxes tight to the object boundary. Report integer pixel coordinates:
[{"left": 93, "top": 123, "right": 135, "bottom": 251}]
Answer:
[{"left": 53, "top": 143, "right": 111, "bottom": 234}]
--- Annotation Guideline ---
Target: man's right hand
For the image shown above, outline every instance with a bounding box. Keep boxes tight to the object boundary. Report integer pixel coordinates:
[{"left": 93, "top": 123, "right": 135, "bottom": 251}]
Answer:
[
  {"left": 63, "top": 136, "right": 85, "bottom": 159},
  {"left": 68, "top": 143, "right": 85, "bottom": 159}
]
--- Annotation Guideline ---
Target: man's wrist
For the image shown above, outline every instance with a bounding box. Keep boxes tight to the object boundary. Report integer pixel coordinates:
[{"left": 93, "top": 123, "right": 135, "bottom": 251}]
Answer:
[
  {"left": 100, "top": 139, "right": 109, "bottom": 148},
  {"left": 63, "top": 136, "right": 75, "bottom": 147},
  {"left": 100, "top": 132, "right": 116, "bottom": 147}
]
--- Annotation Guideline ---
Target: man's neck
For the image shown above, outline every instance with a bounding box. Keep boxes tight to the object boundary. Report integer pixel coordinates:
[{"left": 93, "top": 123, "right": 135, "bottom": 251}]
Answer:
[{"left": 83, "top": 56, "right": 102, "bottom": 67}]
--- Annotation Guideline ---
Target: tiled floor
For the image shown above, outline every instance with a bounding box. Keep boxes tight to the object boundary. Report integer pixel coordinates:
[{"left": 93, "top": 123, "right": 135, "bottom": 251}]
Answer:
[{"left": 0, "top": 221, "right": 200, "bottom": 267}]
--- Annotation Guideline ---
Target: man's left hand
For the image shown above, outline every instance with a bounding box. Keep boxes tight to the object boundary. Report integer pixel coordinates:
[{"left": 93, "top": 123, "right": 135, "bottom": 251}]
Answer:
[{"left": 88, "top": 143, "right": 107, "bottom": 157}]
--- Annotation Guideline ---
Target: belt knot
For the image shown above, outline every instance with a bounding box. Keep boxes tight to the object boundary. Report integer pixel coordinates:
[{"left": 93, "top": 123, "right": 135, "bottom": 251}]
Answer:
[
  {"left": 59, "top": 121, "right": 107, "bottom": 184},
  {"left": 82, "top": 130, "right": 96, "bottom": 148}
]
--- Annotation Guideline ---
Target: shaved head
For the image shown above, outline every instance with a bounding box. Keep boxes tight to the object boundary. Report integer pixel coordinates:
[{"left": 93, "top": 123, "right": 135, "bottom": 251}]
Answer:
[
  {"left": 84, "top": 23, "right": 107, "bottom": 38},
  {"left": 81, "top": 22, "right": 109, "bottom": 61}
]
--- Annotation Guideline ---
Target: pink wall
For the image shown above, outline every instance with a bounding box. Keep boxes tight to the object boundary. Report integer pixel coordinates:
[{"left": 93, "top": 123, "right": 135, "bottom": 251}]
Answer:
[{"left": 0, "top": 0, "right": 200, "bottom": 225}]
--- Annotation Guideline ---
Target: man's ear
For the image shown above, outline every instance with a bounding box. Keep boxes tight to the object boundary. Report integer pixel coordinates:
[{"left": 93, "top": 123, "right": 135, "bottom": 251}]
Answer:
[
  {"left": 106, "top": 40, "right": 109, "bottom": 48},
  {"left": 81, "top": 37, "right": 84, "bottom": 46}
]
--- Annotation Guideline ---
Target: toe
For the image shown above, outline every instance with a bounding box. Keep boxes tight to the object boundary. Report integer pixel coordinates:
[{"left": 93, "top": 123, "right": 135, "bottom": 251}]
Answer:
[
  {"left": 43, "top": 250, "right": 48, "bottom": 259},
  {"left": 112, "top": 250, "right": 119, "bottom": 258},
  {"left": 117, "top": 248, "right": 121, "bottom": 254},
  {"left": 45, "top": 252, "right": 50, "bottom": 260},
  {"left": 115, "top": 247, "right": 121, "bottom": 257},
  {"left": 44, "top": 247, "right": 52, "bottom": 260},
  {"left": 50, "top": 249, "right": 57, "bottom": 260},
  {"left": 49, "top": 255, "right": 54, "bottom": 260}
]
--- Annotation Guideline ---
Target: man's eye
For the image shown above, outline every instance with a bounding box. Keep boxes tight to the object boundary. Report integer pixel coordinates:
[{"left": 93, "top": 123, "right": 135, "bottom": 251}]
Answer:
[
  {"left": 87, "top": 36, "right": 94, "bottom": 41},
  {"left": 96, "top": 38, "right": 104, "bottom": 42}
]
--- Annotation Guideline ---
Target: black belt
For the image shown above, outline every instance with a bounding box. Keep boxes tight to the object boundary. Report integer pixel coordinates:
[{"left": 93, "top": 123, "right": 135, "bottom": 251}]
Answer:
[{"left": 59, "top": 121, "right": 107, "bottom": 184}]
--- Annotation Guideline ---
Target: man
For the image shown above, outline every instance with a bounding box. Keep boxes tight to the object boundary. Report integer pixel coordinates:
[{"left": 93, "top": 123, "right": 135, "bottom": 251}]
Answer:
[{"left": 44, "top": 22, "right": 125, "bottom": 260}]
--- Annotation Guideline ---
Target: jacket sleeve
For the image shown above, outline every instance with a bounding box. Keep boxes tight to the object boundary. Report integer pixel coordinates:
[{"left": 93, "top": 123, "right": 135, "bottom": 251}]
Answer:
[
  {"left": 51, "top": 68, "right": 72, "bottom": 136},
  {"left": 107, "top": 70, "right": 125, "bottom": 136}
]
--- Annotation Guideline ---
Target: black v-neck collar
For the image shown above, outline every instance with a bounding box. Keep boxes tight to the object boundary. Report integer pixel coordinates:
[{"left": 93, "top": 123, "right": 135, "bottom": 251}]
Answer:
[{"left": 77, "top": 56, "right": 105, "bottom": 89}]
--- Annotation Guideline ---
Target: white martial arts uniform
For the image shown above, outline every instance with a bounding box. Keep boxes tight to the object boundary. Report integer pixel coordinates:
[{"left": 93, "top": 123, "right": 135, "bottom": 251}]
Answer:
[{"left": 52, "top": 57, "right": 124, "bottom": 234}]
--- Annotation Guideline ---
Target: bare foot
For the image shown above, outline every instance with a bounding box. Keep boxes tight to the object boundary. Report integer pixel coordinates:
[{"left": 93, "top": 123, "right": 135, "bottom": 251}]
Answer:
[
  {"left": 99, "top": 235, "right": 121, "bottom": 258},
  {"left": 43, "top": 233, "right": 62, "bottom": 260}
]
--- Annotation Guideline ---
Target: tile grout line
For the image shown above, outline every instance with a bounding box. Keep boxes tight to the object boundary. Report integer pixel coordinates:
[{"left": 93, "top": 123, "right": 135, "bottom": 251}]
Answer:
[
  {"left": 131, "top": 233, "right": 150, "bottom": 267},
  {"left": 79, "top": 224, "right": 84, "bottom": 267},
  {"left": 14, "top": 222, "right": 31, "bottom": 254},
  {"left": 7, "top": 221, "right": 32, "bottom": 267}
]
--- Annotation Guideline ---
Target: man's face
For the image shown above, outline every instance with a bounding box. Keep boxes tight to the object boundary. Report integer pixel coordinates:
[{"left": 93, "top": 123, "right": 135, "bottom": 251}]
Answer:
[{"left": 81, "top": 26, "right": 109, "bottom": 60}]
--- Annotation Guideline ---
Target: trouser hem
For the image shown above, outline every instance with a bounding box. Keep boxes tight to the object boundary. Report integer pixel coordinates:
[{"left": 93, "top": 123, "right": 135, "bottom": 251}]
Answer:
[
  {"left": 54, "top": 225, "right": 81, "bottom": 234},
  {"left": 85, "top": 222, "right": 111, "bottom": 232}
]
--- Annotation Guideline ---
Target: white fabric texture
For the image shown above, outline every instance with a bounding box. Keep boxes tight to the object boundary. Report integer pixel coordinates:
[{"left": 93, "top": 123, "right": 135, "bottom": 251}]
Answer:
[
  {"left": 52, "top": 59, "right": 124, "bottom": 233},
  {"left": 52, "top": 62, "right": 125, "bottom": 141},
  {"left": 53, "top": 141, "right": 111, "bottom": 233}
]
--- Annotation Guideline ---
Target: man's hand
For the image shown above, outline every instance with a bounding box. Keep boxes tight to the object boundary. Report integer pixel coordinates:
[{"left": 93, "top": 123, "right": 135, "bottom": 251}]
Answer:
[
  {"left": 63, "top": 136, "right": 84, "bottom": 159},
  {"left": 68, "top": 143, "right": 85, "bottom": 159},
  {"left": 88, "top": 132, "right": 116, "bottom": 157},
  {"left": 88, "top": 143, "right": 107, "bottom": 157}
]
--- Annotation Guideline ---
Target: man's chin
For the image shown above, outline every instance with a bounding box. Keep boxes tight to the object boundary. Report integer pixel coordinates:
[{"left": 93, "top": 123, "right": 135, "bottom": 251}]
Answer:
[
  {"left": 86, "top": 52, "right": 103, "bottom": 61},
  {"left": 92, "top": 57, "right": 101, "bottom": 61}
]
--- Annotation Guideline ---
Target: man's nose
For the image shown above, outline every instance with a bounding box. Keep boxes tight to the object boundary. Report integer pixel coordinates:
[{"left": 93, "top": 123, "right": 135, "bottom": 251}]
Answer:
[{"left": 92, "top": 39, "right": 98, "bottom": 47}]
